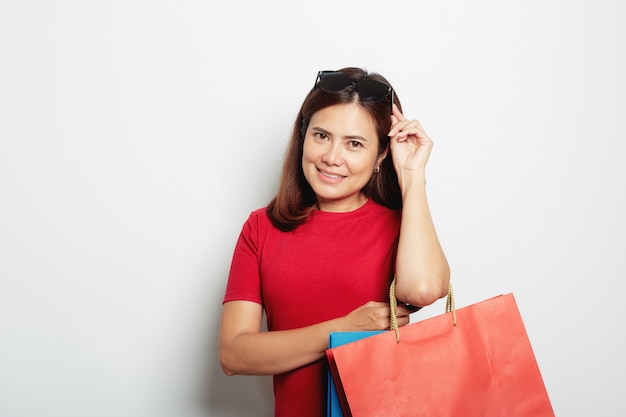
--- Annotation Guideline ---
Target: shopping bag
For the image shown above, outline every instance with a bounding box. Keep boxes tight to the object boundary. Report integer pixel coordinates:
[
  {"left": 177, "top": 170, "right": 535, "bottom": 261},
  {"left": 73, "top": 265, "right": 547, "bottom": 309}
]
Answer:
[
  {"left": 327, "top": 332, "right": 383, "bottom": 417},
  {"left": 326, "top": 284, "right": 555, "bottom": 417}
]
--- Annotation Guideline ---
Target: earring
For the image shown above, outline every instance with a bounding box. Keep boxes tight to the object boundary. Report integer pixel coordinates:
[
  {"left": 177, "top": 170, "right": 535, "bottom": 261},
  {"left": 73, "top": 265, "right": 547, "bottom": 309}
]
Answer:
[{"left": 374, "top": 166, "right": 380, "bottom": 173}]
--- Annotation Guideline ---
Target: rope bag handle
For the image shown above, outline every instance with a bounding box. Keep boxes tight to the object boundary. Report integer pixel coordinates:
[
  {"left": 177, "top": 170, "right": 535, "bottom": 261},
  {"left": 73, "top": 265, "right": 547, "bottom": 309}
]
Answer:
[{"left": 389, "top": 277, "right": 457, "bottom": 343}]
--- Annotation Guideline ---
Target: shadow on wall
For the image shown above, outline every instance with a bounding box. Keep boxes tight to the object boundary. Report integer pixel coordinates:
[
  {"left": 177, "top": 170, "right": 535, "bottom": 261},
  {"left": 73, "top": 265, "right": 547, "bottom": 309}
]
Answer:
[
  {"left": 202, "top": 371, "right": 274, "bottom": 417},
  {"left": 196, "top": 290, "right": 274, "bottom": 417}
]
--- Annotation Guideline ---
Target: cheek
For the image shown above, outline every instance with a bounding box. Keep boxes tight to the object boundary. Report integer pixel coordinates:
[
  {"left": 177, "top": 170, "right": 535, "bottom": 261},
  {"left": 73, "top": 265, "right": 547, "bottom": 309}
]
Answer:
[
  {"left": 301, "top": 140, "right": 313, "bottom": 164},
  {"left": 302, "top": 138, "right": 321, "bottom": 164},
  {"left": 350, "top": 153, "right": 378, "bottom": 173}
]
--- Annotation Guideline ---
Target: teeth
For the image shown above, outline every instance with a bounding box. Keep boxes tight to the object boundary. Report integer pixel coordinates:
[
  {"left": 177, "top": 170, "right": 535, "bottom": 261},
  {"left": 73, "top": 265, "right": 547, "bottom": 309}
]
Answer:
[{"left": 321, "top": 171, "right": 343, "bottom": 179}]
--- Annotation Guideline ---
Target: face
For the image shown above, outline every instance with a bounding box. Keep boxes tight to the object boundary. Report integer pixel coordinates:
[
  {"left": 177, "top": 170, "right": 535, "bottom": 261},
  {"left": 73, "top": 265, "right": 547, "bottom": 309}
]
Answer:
[{"left": 302, "top": 103, "right": 387, "bottom": 212}]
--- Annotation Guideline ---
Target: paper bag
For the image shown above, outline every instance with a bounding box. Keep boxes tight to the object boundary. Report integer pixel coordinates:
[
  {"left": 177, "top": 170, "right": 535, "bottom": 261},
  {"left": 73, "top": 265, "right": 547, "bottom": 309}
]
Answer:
[{"left": 326, "top": 293, "right": 555, "bottom": 417}]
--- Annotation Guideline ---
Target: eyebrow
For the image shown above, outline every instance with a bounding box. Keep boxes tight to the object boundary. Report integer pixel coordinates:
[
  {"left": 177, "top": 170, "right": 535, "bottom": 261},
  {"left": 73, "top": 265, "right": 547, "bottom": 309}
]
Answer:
[{"left": 310, "top": 126, "right": 370, "bottom": 142}]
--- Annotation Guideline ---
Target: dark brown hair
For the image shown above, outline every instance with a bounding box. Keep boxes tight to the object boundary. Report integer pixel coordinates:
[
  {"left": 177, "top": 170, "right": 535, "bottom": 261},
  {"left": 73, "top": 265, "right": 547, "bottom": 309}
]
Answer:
[{"left": 266, "top": 67, "right": 403, "bottom": 232}]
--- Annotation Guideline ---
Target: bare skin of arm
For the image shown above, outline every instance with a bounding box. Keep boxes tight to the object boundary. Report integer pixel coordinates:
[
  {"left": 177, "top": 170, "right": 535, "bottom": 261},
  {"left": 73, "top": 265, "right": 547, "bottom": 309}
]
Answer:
[
  {"left": 388, "top": 104, "right": 450, "bottom": 307},
  {"left": 219, "top": 300, "right": 413, "bottom": 376}
]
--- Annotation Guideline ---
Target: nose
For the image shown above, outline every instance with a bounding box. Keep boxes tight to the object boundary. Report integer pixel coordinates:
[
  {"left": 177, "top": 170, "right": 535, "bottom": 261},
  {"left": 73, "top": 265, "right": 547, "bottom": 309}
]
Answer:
[{"left": 321, "top": 142, "right": 343, "bottom": 166}]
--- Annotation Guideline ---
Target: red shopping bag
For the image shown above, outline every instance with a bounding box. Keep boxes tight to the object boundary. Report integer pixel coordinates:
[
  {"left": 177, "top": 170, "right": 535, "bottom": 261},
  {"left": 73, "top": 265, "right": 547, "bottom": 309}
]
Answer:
[{"left": 326, "top": 288, "right": 555, "bottom": 417}]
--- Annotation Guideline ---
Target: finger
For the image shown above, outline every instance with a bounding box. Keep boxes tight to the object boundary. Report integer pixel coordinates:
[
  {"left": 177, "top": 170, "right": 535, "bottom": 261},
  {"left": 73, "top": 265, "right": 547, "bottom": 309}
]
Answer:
[
  {"left": 392, "top": 103, "right": 408, "bottom": 122},
  {"left": 395, "top": 305, "right": 415, "bottom": 317},
  {"left": 390, "top": 128, "right": 419, "bottom": 145},
  {"left": 388, "top": 106, "right": 408, "bottom": 136},
  {"left": 388, "top": 119, "right": 413, "bottom": 137},
  {"left": 396, "top": 316, "right": 411, "bottom": 327},
  {"left": 389, "top": 118, "right": 427, "bottom": 139},
  {"left": 393, "top": 124, "right": 431, "bottom": 144}
]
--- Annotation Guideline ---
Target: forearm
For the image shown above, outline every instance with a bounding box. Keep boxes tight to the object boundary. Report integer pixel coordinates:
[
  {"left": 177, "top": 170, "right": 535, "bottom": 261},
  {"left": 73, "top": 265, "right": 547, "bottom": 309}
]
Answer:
[
  {"left": 219, "top": 298, "right": 400, "bottom": 376},
  {"left": 395, "top": 172, "right": 450, "bottom": 306},
  {"left": 220, "top": 316, "right": 344, "bottom": 376}
]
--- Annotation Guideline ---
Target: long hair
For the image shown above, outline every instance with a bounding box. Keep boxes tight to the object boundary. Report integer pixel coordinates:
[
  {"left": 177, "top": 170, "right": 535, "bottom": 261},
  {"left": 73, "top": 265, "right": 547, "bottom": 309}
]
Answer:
[{"left": 266, "top": 67, "right": 403, "bottom": 232}]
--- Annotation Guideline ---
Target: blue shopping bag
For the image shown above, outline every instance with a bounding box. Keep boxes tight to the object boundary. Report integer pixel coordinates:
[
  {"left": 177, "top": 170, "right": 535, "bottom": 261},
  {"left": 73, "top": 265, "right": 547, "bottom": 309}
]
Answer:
[{"left": 327, "top": 331, "right": 383, "bottom": 417}]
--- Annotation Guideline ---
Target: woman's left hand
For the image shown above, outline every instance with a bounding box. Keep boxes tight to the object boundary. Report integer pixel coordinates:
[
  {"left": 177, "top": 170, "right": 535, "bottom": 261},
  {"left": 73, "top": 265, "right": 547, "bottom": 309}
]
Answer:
[{"left": 387, "top": 104, "right": 433, "bottom": 175}]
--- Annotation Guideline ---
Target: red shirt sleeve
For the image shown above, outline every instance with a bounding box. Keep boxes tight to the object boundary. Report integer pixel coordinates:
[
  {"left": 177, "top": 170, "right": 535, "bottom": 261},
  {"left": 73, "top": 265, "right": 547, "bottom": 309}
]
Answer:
[{"left": 223, "top": 211, "right": 263, "bottom": 305}]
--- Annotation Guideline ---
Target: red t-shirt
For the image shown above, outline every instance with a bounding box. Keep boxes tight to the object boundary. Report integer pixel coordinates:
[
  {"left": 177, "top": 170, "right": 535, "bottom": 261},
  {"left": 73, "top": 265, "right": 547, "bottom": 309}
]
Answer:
[{"left": 224, "top": 200, "right": 401, "bottom": 417}]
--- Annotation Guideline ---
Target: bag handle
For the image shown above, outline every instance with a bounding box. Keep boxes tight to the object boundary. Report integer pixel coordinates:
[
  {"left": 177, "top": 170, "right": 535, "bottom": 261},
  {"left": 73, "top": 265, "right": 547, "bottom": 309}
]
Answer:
[{"left": 389, "top": 278, "right": 457, "bottom": 343}]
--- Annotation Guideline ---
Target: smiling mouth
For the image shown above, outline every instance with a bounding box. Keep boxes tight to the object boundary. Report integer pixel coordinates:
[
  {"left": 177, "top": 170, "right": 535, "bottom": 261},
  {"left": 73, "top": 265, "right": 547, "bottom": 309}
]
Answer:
[{"left": 318, "top": 169, "right": 346, "bottom": 179}]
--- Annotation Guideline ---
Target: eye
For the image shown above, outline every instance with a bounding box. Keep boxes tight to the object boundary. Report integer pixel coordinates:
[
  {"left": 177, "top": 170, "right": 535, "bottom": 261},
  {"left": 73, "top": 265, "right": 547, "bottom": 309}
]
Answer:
[
  {"left": 348, "top": 140, "right": 363, "bottom": 149},
  {"left": 314, "top": 132, "right": 329, "bottom": 141}
]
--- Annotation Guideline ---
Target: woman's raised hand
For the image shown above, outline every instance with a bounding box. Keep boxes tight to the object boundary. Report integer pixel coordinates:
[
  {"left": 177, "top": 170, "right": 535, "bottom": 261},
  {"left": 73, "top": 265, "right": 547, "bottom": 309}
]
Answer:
[{"left": 387, "top": 104, "right": 433, "bottom": 180}]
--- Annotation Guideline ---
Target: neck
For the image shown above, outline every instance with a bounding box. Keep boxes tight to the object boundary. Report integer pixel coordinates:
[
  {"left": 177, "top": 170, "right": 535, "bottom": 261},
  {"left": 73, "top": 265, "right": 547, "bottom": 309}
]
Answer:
[{"left": 316, "top": 194, "right": 367, "bottom": 213}]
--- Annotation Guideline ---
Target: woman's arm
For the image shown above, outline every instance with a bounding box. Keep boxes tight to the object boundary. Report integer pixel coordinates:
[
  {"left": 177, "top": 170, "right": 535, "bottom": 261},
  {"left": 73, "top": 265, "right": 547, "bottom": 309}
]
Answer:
[
  {"left": 219, "top": 299, "right": 413, "bottom": 376},
  {"left": 388, "top": 105, "right": 450, "bottom": 307}
]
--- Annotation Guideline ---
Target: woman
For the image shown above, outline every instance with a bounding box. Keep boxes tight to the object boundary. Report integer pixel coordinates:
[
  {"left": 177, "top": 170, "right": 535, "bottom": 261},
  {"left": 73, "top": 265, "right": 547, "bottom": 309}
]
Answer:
[{"left": 219, "top": 67, "right": 450, "bottom": 417}]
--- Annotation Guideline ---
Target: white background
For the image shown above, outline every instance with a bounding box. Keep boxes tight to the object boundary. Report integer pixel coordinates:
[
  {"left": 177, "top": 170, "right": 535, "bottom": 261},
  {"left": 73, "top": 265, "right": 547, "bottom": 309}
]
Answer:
[{"left": 1, "top": 1, "right": 625, "bottom": 416}]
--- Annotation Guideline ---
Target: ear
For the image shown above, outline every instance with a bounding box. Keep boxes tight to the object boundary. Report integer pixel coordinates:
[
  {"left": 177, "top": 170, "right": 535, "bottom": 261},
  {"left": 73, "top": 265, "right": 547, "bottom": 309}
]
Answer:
[{"left": 376, "top": 143, "right": 390, "bottom": 168}]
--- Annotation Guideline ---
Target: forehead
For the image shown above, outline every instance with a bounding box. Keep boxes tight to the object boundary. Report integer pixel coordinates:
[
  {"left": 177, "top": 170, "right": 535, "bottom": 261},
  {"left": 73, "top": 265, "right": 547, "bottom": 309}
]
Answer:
[{"left": 309, "top": 103, "right": 378, "bottom": 137}]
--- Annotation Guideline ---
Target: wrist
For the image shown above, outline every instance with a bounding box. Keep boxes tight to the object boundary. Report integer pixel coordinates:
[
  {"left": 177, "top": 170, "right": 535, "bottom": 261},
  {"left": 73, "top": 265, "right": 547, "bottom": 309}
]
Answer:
[
  {"left": 398, "top": 170, "right": 427, "bottom": 196},
  {"left": 328, "top": 316, "right": 347, "bottom": 334}
]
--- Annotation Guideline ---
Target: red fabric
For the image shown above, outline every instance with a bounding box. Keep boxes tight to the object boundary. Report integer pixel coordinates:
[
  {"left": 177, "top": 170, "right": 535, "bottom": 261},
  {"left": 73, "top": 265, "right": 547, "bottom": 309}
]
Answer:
[{"left": 223, "top": 200, "right": 401, "bottom": 417}]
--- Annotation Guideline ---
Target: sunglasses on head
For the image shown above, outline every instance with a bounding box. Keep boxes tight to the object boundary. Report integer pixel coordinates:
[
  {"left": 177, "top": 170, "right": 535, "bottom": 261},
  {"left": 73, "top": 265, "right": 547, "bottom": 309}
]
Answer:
[{"left": 313, "top": 70, "right": 394, "bottom": 112}]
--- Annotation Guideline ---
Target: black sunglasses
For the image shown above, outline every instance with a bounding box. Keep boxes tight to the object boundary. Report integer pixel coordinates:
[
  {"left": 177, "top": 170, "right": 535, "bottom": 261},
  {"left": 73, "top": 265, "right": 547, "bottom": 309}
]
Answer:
[{"left": 312, "top": 70, "right": 394, "bottom": 112}]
